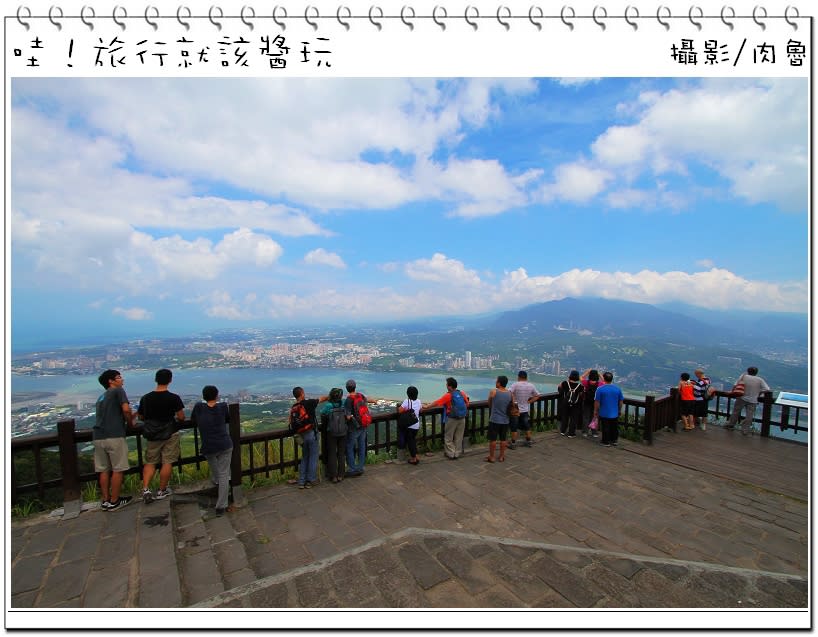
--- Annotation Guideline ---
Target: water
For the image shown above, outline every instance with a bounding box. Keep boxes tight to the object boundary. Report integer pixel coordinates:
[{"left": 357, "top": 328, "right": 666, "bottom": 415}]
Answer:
[
  {"left": 13, "top": 369, "right": 806, "bottom": 444},
  {"left": 11, "top": 367, "right": 559, "bottom": 406}
]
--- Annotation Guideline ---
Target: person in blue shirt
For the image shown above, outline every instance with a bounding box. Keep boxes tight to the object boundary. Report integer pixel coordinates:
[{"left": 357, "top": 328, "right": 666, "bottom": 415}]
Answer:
[
  {"left": 593, "top": 371, "right": 624, "bottom": 447},
  {"left": 191, "top": 385, "right": 233, "bottom": 515}
]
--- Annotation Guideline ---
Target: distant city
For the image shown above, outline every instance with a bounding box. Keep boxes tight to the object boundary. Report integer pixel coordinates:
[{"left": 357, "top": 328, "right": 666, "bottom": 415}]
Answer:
[
  {"left": 11, "top": 298, "right": 808, "bottom": 438},
  {"left": 10, "top": 331, "right": 715, "bottom": 438}
]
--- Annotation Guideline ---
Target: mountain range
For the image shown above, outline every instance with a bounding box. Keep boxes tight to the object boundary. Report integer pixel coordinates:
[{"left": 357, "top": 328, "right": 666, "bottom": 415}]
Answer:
[{"left": 396, "top": 297, "right": 807, "bottom": 393}]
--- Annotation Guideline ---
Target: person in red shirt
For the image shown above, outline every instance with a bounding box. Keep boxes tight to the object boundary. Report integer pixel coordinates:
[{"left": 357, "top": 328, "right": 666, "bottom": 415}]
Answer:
[
  {"left": 425, "top": 377, "right": 470, "bottom": 460},
  {"left": 678, "top": 372, "right": 696, "bottom": 431}
]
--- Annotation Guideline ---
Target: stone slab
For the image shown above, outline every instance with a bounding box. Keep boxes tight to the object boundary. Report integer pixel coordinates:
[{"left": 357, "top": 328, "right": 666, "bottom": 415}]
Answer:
[{"left": 397, "top": 543, "right": 451, "bottom": 590}]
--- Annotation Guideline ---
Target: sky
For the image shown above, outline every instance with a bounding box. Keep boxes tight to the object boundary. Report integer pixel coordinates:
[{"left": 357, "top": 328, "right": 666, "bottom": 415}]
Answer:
[{"left": 9, "top": 77, "right": 808, "bottom": 348}]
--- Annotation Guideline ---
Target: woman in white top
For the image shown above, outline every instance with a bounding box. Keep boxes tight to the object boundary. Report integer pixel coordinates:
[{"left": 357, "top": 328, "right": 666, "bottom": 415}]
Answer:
[{"left": 399, "top": 386, "right": 422, "bottom": 465}]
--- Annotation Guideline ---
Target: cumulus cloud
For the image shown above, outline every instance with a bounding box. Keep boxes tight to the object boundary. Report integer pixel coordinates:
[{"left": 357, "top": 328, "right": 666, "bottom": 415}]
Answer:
[
  {"left": 540, "top": 162, "right": 612, "bottom": 204},
  {"left": 14, "top": 78, "right": 539, "bottom": 216},
  {"left": 405, "top": 253, "right": 482, "bottom": 287},
  {"left": 593, "top": 79, "right": 806, "bottom": 211},
  {"left": 185, "top": 265, "right": 805, "bottom": 321},
  {"left": 304, "top": 248, "right": 347, "bottom": 269},
  {"left": 542, "top": 79, "right": 806, "bottom": 212},
  {"left": 495, "top": 267, "right": 806, "bottom": 313},
  {"left": 126, "top": 228, "right": 282, "bottom": 284},
  {"left": 112, "top": 306, "right": 153, "bottom": 321}
]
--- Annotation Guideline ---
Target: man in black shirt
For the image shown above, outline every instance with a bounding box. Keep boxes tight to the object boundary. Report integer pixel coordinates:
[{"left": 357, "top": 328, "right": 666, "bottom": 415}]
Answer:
[{"left": 138, "top": 369, "right": 185, "bottom": 503}]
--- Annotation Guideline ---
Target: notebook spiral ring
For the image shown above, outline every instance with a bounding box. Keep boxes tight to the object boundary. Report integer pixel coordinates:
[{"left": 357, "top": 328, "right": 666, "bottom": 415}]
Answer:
[{"left": 14, "top": 4, "right": 802, "bottom": 32}]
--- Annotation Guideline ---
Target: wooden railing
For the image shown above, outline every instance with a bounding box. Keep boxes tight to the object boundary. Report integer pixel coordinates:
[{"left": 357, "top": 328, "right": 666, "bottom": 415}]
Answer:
[
  {"left": 707, "top": 390, "right": 808, "bottom": 439},
  {"left": 10, "top": 388, "right": 806, "bottom": 514}
]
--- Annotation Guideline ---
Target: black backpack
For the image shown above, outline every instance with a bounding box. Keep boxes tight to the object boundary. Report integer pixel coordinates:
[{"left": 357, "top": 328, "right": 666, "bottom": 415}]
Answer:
[
  {"left": 566, "top": 381, "right": 583, "bottom": 407},
  {"left": 327, "top": 405, "right": 348, "bottom": 437}
]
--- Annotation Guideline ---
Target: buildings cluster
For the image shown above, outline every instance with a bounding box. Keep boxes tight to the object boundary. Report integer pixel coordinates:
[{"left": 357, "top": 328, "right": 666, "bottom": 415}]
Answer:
[{"left": 217, "top": 342, "right": 381, "bottom": 368}]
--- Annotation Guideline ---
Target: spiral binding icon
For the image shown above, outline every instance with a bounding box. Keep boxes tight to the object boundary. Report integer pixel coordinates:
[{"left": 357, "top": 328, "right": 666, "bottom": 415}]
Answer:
[{"left": 14, "top": 4, "right": 804, "bottom": 31}]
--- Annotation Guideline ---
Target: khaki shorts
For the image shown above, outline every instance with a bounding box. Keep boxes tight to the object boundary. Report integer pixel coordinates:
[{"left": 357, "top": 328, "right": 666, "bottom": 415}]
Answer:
[
  {"left": 145, "top": 432, "right": 181, "bottom": 465},
  {"left": 94, "top": 438, "right": 130, "bottom": 473}
]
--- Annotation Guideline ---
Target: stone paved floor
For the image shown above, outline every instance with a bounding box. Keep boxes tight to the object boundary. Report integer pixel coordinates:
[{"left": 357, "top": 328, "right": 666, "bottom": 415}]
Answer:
[{"left": 8, "top": 427, "right": 809, "bottom": 628}]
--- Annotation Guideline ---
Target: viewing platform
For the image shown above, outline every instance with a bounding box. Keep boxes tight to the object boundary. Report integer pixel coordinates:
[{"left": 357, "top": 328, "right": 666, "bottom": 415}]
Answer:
[{"left": 9, "top": 418, "right": 808, "bottom": 629}]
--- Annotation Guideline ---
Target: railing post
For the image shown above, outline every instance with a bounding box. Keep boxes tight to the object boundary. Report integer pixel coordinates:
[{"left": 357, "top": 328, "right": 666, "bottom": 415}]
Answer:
[
  {"left": 670, "top": 387, "right": 679, "bottom": 433},
  {"left": 57, "top": 419, "right": 82, "bottom": 519},
  {"left": 643, "top": 395, "right": 654, "bottom": 445},
  {"left": 760, "top": 391, "right": 773, "bottom": 438},
  {"left": 228, "top": 402, "right": 247, "bottom": 508},
  {"left": 780, "top": 405, "right": 791, "bottom": 432}
]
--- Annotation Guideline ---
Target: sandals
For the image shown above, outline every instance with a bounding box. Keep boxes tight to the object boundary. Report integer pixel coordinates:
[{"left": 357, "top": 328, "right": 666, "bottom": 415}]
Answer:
[
  {"left": 498, "top": 456, "right": 505, "bottom": 462},
  {"left": 485, "top": 456, "right": 495, "bottom": 463}
]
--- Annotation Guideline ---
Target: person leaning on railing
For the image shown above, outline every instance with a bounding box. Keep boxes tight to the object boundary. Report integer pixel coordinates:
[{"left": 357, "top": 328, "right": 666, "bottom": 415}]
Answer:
[
  {"left": 727, "top": 366, "right": 771, "bottom": 436},
  {"left": 93, "top": 369, "right": 135, "bottom": 511}
]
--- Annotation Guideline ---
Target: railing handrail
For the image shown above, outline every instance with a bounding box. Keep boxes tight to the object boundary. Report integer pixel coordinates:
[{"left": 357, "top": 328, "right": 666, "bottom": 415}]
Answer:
[{"left": 11, "top": 387, "right": 807, "bottom": 512}]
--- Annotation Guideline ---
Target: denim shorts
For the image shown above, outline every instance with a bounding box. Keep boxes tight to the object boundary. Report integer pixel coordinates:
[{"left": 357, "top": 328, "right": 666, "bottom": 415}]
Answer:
[{"left": 509, "top": 411, "right": 530, "bottom": 432}]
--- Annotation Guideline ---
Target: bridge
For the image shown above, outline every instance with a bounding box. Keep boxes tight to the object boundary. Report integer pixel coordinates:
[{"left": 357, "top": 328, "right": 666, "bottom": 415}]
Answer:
[{"left": 8, "top": 395, "right": 809, "bottom": 629}]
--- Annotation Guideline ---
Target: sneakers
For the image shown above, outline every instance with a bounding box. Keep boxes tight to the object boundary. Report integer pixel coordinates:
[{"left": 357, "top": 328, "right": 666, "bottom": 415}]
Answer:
[
  {"left": 216, "top": 505, "right": 236, "bottom": 516},
  {"left": 560, "top": 432, "right": 566, "bottom": 436},
  {"left": 106, "top": 496, "right": 133, "bottom": 511},
  {"left": 142, "top": 489, "right": 153, "bottom": 504},
  {"left": 154, "top": 488, "right": 172, "bottom": 500},
  {"left": 298, "top": 482, "right": 313, "bottom": 489},
  {"left": 524, "top": 440, "right": 533, "bottom": 447},
  {"left": 567, "top": 434, "right": 576, "bottom": 438},
  {"left": 507, "top": 442, "right": 517, "bottom": 450}
]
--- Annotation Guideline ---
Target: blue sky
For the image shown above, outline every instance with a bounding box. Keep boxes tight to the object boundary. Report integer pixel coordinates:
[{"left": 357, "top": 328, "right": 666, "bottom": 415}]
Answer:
[{"left": 10, "top": 78, "right": 808, "bottom": 347}]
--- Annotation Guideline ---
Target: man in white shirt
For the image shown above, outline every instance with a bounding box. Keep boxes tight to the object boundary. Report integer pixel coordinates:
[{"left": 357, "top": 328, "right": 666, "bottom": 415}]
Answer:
[{"left": 508, "top": 371, "right": 540, "bottom": 449}]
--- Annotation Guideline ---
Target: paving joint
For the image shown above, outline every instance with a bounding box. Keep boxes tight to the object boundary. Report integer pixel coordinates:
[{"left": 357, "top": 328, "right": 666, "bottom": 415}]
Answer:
[{"left": 191, "top": 526, "right": 806, "bottom": 609}]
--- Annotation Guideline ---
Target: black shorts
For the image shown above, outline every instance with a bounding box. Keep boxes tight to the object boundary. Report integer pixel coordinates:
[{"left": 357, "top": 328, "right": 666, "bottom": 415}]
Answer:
[
  {"left": 680, "top": 400, "right": 695, "bottom": 416},
  {"left": 694, "top": 400, "right": 708, "bottom": 418},
  {"left": 488, "top": 421, "right": 509, "bottom": 441}
]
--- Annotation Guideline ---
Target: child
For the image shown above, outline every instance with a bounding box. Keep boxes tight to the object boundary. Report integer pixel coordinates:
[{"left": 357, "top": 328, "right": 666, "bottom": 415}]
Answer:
[{"left": 191, "top": 386, "right": 234, "bottom": 515}]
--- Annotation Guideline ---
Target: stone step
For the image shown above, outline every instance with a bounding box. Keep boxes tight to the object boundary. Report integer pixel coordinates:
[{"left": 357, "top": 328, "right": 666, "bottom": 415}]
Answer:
[
  {"left": 137, "top": 497, "right": 182, "bottom": 608},
  {"left": 172, "top": 494, "right": 226, "bottom": 606},
  {"left": 172, "top": 489, "right": 266, "bottom": 606}
]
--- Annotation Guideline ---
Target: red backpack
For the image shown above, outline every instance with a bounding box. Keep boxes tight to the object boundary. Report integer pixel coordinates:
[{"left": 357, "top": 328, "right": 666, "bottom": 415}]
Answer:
[
  {"left": 289, "top": 402, "right": 313, "bottom": 434},
  {"left": 350, "top": 393, "right": 372, "bottom": 428}
]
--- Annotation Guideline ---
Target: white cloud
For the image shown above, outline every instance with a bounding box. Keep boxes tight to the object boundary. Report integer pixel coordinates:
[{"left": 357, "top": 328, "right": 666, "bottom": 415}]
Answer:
[
  {"left": 495, "top": 267, "right": 806, "bottom": 313},
  {"left": 15, "top": 78, "right": 539, "bottom": 215},
  {"left": 405, "top": 253, "right": 482, "bottom": 287},
  {"left": 126, "top": 228, "right": 282, "bottom": 284},
  {"left": 188, "top": 265, "right": 805, "bottom": 321},
  {"left": 696, "top": 259, "right": 716, "bottom": 269},
  {"left": 539, "top": 79, "right": 806, "bottom": 212},
  {"left": 112, "top": 306, "right": 153, "bottom": 321},
  {"left": 304, "top": 248, "right": 347, "bottom": 269},
  {"left": 540, "top": 162, "right": 612, "bottom": 204},
  {"left": 591, "top": 79, "right": 807, "bottom": 211}
]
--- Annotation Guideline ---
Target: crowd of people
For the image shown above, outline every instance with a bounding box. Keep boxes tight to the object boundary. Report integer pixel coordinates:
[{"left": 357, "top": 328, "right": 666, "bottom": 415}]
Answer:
[{"left": 91, "top": 364, "right": 772, "bottom": 514}]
